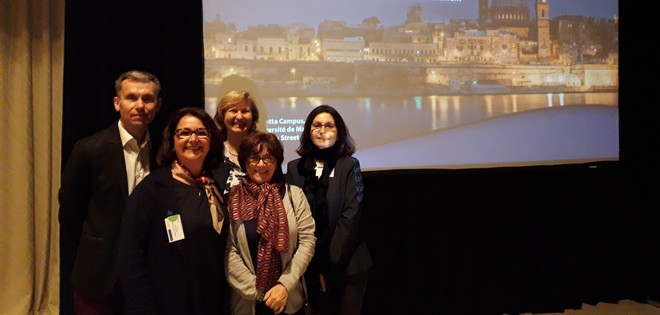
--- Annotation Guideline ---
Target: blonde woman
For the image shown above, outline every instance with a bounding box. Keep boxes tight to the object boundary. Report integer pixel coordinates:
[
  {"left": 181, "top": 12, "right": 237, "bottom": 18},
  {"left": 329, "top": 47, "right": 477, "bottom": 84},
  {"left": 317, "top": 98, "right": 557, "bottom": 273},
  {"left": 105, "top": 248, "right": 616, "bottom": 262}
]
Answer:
[{"left": 213, "top": 90, "right": 260, "bottom": 196}]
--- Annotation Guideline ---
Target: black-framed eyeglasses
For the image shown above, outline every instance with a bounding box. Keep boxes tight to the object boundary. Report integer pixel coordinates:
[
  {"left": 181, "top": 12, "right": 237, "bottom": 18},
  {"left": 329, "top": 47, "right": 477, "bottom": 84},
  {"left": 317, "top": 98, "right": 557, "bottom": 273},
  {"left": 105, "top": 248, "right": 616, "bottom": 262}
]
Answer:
[
  {"left": 311, "top": 122, "right": 336, "bottom": 131},
  {"left": 175, "top": 128, "right": 210, "bottom": 139},
  {"left": 247, "top": 155, "right": 276, "bottom": 165}
]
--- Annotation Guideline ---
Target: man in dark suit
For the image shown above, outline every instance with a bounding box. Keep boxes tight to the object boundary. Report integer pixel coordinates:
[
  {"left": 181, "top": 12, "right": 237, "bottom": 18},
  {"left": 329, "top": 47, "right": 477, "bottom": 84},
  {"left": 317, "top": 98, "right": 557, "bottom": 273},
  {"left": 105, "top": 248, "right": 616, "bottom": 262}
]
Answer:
[{"left": 59, "top": 70, "right": 162, "bottom": 314}]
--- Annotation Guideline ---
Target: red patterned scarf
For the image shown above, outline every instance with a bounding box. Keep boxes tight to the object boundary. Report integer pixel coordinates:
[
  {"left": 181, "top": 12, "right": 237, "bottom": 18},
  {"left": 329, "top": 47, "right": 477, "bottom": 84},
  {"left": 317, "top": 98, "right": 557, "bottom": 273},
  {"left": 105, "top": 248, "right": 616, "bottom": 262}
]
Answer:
[
  {"left": 228, "top": 178, "right": 289, "bottom": 291},
  {"left": 171, "top": 161, "right": 225, "bottom": 234}
]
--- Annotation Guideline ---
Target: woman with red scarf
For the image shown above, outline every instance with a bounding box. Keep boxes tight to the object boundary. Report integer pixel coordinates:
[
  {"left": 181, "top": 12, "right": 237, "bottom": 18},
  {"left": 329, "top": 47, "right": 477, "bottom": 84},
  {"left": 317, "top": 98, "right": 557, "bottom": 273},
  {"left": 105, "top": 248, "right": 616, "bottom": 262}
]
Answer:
[{"left": 226, "top": 132, "right": 316, "bottom": 315}]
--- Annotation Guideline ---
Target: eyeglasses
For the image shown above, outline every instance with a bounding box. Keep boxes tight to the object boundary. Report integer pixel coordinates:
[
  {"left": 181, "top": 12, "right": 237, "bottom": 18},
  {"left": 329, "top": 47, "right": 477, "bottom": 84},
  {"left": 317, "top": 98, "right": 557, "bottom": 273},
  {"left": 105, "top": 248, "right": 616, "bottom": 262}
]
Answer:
[
  {"left": 175, "top": 128, "right": 210, "bottom": 139},
  {"left": 247, "top": 155, "right": 276, "bottom": 165},
  {"left": 311, "top": 122, "right": 336, "bottom": 132}
]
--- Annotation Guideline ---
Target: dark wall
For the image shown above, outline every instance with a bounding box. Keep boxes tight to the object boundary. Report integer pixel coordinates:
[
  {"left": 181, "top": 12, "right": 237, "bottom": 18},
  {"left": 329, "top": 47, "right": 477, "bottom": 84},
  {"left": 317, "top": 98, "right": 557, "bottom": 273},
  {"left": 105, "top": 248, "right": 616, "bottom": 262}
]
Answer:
[{"left": 61, "top": 1, "right": 659, "bottom": 315}]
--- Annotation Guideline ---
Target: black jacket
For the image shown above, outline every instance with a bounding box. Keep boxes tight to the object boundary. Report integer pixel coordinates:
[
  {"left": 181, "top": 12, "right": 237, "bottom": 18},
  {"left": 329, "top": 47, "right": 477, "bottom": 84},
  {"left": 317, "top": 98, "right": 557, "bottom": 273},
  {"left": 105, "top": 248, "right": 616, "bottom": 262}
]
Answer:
[
  {"left": 59, "top": 123, "right": 136, "bottom": 299},
  {"left": 119, "top": 166, "right": 230, "bottom": 315},
  {"left": 286, "top": 156, "right": 372, "bottom": 279}
]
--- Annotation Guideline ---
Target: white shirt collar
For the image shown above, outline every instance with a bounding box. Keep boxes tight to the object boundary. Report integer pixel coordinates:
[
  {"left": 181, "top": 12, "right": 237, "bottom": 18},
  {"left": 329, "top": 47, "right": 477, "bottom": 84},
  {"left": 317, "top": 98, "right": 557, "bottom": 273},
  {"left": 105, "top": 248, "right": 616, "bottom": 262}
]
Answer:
[{"left": 118, "top": 120, "right": 150, "bottom": 148}]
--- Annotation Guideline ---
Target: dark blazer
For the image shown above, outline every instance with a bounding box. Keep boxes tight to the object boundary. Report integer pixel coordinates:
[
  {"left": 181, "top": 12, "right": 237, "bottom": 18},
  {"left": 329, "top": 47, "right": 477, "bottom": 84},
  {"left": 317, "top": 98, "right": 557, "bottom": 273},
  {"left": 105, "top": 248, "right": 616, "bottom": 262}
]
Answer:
[
  {"left": 286, "top": 156, "right": 372, "bottom": 279},
  {"left": 58, "top": 122, "right": 135, "bottom": 300},
  {"left": 119, "top": 167, "right": 230, "bottom": 315}
]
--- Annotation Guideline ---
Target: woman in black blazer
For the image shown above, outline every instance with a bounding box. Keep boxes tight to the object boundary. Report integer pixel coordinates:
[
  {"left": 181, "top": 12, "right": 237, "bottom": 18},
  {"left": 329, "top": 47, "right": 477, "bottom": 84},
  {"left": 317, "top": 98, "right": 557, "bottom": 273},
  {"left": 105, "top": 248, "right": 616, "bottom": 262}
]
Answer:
[
  {"left": 119, "top": 107, "right": 230, "bottom": 315},
  {"left": 286, "top": 105, "right": 372, "bottom": 315}
]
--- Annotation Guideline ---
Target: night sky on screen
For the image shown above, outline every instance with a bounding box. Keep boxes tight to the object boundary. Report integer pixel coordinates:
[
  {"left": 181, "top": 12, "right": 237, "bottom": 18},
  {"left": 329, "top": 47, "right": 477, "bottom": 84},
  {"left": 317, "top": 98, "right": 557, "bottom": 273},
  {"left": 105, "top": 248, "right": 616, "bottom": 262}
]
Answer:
[{"left": 203, "top": 0, "right": 618, "bottom": 29}]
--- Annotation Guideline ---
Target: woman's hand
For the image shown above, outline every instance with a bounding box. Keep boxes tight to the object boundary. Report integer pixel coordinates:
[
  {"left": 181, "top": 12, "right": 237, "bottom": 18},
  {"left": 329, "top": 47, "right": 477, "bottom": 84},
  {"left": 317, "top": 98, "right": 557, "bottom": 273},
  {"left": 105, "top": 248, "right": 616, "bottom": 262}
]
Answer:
[{"left": 264, "top": 283, "right": 289, "bottom": 314}]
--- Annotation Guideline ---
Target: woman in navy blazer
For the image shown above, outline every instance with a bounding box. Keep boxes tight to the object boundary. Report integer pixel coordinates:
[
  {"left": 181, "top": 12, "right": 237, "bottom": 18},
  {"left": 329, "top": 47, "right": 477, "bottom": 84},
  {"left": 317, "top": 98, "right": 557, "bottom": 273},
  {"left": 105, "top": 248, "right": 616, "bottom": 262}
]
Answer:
[{"left": 286, "top": 105, "right": 372, "bottom": 315}]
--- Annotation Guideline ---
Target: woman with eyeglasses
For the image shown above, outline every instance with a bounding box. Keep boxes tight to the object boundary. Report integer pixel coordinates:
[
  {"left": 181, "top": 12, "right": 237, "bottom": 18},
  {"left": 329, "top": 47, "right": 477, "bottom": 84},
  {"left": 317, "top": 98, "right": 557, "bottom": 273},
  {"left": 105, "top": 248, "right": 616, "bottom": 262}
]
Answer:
[
  {"left": 285, "top": 105, "right": 372, "bottom": 315},
  {"left": 225, "top": 131, "right": 316, "bottom": 315},
  {"left": 119, "top": 107, "right": 231, "bottom": 315}
]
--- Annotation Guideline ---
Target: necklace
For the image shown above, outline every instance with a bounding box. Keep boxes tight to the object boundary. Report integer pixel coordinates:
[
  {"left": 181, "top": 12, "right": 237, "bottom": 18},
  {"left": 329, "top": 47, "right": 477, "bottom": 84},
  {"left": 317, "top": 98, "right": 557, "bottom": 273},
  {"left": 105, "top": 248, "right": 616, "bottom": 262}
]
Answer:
[{"left": 224, "top": 143, "right": 238, "bottom": 157}]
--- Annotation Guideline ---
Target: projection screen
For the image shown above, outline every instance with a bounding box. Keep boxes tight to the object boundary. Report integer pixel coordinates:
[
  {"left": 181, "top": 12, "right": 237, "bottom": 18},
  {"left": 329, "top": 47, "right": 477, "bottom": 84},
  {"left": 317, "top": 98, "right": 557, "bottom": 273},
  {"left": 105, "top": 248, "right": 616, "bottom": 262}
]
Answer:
[{"left": 202, "top": 0, "right": 619, "bottom": 171}]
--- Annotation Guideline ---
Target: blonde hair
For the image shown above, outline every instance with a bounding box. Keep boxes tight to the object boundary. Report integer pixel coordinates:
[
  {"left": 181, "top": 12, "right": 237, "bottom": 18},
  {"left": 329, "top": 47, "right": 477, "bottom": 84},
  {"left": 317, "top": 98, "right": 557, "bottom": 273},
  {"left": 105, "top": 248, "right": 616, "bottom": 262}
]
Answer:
[{"left": 213, "top": 90, "right": 260, "bottom": 140}]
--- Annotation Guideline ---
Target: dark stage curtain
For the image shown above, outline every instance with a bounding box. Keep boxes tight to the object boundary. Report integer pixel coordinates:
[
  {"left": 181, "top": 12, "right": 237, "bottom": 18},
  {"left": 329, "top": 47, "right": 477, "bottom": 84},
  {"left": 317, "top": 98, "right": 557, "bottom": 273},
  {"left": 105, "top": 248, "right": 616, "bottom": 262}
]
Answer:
[
  {"left": 61, "top": 1, "right": 204, "bottom": 314},
  {"left": 361, "top": 163, "right": 658, "bottom": 314}
]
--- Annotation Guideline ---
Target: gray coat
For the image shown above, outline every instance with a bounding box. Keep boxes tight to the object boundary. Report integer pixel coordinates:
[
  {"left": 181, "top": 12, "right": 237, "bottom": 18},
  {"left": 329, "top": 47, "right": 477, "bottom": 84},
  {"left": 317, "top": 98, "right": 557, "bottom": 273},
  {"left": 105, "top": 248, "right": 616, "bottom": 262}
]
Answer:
[{"left": 225, "top": 184, "right": 316, "bottom": 315}]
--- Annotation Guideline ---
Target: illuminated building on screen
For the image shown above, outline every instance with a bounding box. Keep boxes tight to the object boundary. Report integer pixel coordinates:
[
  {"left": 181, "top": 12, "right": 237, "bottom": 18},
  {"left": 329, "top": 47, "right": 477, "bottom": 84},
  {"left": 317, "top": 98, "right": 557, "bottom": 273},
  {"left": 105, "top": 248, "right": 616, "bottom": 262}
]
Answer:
[{"left": 202, "top": 0, "right": 618, "bottom": 94}]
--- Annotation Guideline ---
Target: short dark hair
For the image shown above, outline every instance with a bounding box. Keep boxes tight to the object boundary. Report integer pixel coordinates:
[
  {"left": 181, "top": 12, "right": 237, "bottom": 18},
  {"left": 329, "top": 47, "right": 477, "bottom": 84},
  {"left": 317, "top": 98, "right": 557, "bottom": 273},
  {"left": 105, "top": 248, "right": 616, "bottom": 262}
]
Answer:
[
  {"left": 238, "top": 132, "right": 284, "bottom": 184},
  {"left": 296, "top": 104, "right": 355, "bottom": 157},
  {"left": 115, "top": 70, "right": 161, "bottom": 97},
  {"left": 156, "top": 107, "right": 223, "bottom": 170}
]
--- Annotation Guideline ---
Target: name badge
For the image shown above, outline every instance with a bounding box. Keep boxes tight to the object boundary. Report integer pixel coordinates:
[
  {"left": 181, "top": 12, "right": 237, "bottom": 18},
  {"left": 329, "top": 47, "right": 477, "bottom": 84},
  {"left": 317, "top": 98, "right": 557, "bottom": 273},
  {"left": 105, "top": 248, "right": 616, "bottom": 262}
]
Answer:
[{"left": 165, "top": 214, "right": 185, "bottom": 242}]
